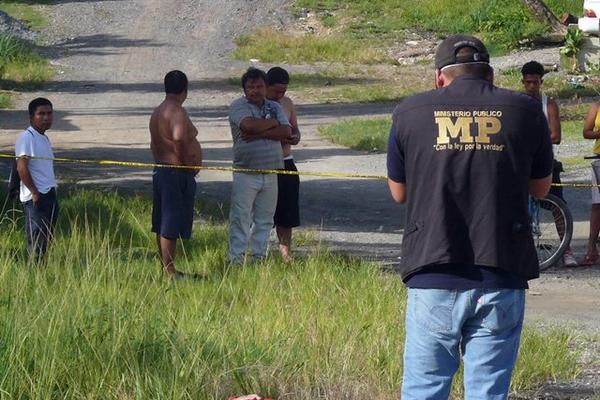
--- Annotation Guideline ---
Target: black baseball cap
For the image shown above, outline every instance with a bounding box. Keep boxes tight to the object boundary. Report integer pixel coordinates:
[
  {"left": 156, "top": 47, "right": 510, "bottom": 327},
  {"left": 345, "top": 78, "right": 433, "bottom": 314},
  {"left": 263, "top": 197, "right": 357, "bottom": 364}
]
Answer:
[{"left": 435, "top": 34, "right": 490, "bottom": 70}]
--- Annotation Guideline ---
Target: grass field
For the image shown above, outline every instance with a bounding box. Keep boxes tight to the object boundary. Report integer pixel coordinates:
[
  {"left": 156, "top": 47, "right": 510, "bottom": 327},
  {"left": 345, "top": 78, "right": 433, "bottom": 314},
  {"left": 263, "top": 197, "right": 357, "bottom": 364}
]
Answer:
[
  {"left": 0, "top": 187, "right": 581, "bottom": 399},
  {"left": 318, "top": 97, "right": 596, "bottom": 156},
  {"left": 0, "top": 1, "right": 50, "bottom": 31},
  {"left": 234, "top": 0, "right": 582, "bottom": 65},
  {"left": 0, "top": 2, "right": 52, "bottom": 108}
]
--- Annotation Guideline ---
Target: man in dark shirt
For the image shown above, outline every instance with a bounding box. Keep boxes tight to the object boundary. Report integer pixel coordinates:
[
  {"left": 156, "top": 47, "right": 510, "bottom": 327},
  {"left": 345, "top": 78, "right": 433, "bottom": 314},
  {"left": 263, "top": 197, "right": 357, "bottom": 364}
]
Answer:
[{"left": 387, "top": 35, "right": 553, "bottom": 399}]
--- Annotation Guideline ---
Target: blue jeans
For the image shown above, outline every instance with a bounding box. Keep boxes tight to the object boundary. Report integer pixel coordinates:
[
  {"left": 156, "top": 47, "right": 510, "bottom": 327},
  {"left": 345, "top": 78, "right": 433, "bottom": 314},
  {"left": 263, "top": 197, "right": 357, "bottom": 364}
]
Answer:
[
  {"left": 402, "top": 288, "right": 526, "bottom": 400},
  {"left": 227, "top": 172, "right": 278, "bottom": 264},
  {"left": 23, "top": 188, "right": 59, "bottom": 264}
]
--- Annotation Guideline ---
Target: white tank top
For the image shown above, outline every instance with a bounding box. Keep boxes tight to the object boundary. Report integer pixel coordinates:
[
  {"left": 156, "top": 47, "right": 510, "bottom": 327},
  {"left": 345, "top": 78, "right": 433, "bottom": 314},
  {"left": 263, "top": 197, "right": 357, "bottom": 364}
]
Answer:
[
  {"left": 541, "top": 95, "right": 558, "bottom": 155},
  {"left": 542, "top": 94, "right": 548, "bottom": 119}
]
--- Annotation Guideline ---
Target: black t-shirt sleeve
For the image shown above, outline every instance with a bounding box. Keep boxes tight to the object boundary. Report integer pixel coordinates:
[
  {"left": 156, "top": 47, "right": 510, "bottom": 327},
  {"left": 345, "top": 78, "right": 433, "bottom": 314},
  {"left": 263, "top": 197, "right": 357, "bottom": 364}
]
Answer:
[
  {"left": 387, "top": 119, "right": 406, "bottom": 183},
  {"left": 530, "top": 110, "right": 553, "bottom": 179}
]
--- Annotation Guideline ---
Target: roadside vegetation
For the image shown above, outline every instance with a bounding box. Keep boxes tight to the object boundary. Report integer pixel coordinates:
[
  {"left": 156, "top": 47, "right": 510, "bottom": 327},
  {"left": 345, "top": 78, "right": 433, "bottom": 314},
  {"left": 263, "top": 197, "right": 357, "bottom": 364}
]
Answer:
[
  {"left": 0, "top": 188, "right": 580, "bottom": 398},
  {"left": 235, "top": 0, "right": 581, "bottom": 65},
  {"left": 0, "top": 1, "right": 52, "bottom": 108},
  {"left": 318, "top": 99, "right": 599, "bottom": 178},
  {"left": 0, "top": 1, "right": 49, "bottom": 31},
  {"left": 233, "top": 1, "right": 595, "bottom": 105}
]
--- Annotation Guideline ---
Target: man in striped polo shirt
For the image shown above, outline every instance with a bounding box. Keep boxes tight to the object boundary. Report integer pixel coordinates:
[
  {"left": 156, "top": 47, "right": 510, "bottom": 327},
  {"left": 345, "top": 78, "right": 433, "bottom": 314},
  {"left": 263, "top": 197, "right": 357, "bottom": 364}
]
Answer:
[{"left": 227, "top": 68, "right": 292, "bottom": 265}]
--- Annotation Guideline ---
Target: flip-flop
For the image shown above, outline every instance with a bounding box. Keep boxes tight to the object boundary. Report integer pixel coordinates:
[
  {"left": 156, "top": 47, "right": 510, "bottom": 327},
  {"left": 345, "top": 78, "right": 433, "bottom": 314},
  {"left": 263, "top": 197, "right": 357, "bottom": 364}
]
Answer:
[{"left": 579, "top": 253, "right": 599, "bottom": 266}]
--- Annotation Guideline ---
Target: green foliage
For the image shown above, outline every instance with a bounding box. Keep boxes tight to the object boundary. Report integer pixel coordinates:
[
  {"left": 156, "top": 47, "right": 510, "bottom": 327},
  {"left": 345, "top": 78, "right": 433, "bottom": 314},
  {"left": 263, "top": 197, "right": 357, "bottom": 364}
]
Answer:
[
  {"left": 0, "top": 92, "right": 12, "bottom": 108},
  {"left": 512, "top": 329, "right": 580, "bottom": 390},
  {"left": 233, "top": 28, "right": 390, "bottom": 64},
  {"left": 0, "top": 1, "right": 50, "bottom": 31},
  {"left": 0, "top": 3, "right": 52, "bottom": 96},
  {"left": 561, "top": 28, "right": 585, "bottom": 72},
  {"left": 270, "top": 0, "right": 582, "bottom": 65},
  {"left": 0, "top": 33, "right": 31, "bottom": 63},
  {"left": 319, "top": 118, "right": 391, "bottom": 152},
  {"left": 0, "top": 187, "right": 583, "bottom": 397},
  {"left": 0, "top": 34, "right": 52, "bottom": 90}
]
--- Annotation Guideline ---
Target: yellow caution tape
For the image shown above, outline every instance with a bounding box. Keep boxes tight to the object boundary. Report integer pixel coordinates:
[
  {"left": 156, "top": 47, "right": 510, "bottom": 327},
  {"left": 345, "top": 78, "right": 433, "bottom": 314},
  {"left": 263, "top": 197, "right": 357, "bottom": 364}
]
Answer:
[
  {"left": 0, "top": 153, "right": 388, "bottom": 180},
  {"left": 2, "top": 152, "right": 599, "bottom": 187}
]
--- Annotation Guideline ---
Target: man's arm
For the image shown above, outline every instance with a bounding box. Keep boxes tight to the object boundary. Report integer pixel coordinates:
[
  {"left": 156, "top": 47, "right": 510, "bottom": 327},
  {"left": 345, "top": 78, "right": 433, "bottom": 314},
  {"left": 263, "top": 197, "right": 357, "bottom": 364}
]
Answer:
[
  {"left": 583, "top": 103, "right": 600, "bottom": 139},
  {"left": 171, "top": 109, "right": 198, "bottom": 166},
  {"left": 259, "top": 124, "right": 292, "bottom": 141},
  {"left": 240, "top": 117, "right": 279, "bottom": 135},
  {"left": 388, "top": 179, "right": 406, "bottom": 204},
  {"left": 529, "top": 175, "right": 552, "bottom": 199},
  {"left": 286, "top": 100, "right": 301, "bottom": 145},
  {"left": 546, "top": 98, "right": 561, "bottom": 144},
  {"left": 387, "top": 114, "right": 406, "bottom": 204},
  {"left": 16, "top": 157, "right": 40, "bottom": 204},
  {"left": 530, "top": 108, "right": 554, "bottom": 199}
]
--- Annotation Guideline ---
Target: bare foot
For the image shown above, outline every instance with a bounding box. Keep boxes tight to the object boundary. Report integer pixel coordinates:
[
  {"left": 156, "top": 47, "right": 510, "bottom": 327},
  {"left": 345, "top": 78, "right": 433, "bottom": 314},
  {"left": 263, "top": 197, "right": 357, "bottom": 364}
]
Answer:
[{"left": 279, "top": 245, "right": 292, "bottom": 263}]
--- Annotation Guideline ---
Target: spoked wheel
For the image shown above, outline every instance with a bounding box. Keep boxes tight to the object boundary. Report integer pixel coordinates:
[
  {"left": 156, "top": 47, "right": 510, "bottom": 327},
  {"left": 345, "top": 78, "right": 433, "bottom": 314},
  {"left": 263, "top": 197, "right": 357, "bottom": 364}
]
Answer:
[{"left": 531, "top": 193, "right": 573, "bottom": 271}]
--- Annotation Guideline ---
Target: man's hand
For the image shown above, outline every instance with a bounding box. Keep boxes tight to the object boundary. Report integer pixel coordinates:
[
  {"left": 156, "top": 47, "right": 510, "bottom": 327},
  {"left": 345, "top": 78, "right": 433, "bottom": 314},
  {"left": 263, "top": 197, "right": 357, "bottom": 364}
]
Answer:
[
  {"left": 32, "top": 191, "right": 40, "bottom": 206},
  {"left": 286, "top": 130, "right": 300, "bottom": 145}
]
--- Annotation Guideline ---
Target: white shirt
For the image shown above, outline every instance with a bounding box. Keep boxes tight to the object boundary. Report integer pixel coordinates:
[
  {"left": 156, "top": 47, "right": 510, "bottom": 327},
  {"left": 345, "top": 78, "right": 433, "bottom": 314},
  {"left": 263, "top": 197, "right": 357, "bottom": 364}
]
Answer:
[
  {"left": 541, "top": 95, "right": 559, "bottom": 156},
  {"left": 14, "top": 126, "right": 57, "bottom": 202}
]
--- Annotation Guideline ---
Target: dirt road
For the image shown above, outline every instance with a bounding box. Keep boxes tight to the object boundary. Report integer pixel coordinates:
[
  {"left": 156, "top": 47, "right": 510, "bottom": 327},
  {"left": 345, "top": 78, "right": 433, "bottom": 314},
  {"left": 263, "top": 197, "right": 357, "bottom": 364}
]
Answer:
[{"left": 1, "top": 0, "right": 599, "bottom": 350}]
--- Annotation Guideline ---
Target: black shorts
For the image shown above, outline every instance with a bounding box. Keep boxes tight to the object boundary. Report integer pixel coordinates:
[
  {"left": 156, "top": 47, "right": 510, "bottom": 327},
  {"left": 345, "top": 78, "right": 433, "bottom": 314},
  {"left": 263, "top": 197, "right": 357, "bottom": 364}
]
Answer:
[
  {"left": 549, "top": 159, "right": 564, "bottom": 201},
  {"left": 152, "top": 167, "right": 196, "bottom": 239},
  {"left": 274, "top": 159, "right": 300, "bottom": 228}
]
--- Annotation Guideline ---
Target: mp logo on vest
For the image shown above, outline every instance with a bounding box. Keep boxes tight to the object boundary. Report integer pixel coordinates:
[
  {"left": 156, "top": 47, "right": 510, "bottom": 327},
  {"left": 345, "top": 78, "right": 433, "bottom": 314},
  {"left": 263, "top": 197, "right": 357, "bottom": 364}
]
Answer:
[{"left": 433, "top": 110, "right": 505, "bottom": 152}]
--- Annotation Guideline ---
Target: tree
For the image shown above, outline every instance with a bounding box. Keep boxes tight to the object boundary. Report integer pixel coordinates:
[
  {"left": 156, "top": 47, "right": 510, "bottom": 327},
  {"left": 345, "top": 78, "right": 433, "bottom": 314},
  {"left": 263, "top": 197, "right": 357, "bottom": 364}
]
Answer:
[{"left": 520, "top": 0, "right": 568, "bottom": 35}]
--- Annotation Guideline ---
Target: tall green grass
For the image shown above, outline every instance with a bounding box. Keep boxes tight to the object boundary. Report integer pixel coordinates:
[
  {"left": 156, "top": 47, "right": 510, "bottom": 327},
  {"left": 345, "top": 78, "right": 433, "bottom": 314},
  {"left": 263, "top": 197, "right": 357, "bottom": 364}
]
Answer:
[
  {"left": 0, "top": 188, "right": 580, "bottom": 398},
  {"left": 0, "top": 33, "right": 52, "bottom": 90},
  {"left": 237, "top": 0, "right": 581, "bottom": 64}
]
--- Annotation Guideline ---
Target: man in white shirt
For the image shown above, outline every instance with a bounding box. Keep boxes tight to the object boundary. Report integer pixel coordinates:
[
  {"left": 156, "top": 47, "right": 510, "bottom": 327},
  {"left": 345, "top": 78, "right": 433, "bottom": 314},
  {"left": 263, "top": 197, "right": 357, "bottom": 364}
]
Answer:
[{"left": 15, "top": 98, "right": 58, "bottom": 263}]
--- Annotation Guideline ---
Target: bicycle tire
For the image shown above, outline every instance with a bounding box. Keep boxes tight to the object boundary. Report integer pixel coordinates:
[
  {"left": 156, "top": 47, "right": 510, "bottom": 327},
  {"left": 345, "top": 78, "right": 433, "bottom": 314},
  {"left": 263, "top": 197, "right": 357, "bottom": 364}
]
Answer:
[{"left": 533, "top": 193, "right": 573, "bottom": 271}]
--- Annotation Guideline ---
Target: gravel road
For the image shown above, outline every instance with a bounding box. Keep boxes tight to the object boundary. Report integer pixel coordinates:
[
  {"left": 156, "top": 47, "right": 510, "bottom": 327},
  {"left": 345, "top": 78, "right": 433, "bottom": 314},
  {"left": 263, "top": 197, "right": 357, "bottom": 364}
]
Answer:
[{"left": 0, "top": 1, "right": 599, "bottom": 397}]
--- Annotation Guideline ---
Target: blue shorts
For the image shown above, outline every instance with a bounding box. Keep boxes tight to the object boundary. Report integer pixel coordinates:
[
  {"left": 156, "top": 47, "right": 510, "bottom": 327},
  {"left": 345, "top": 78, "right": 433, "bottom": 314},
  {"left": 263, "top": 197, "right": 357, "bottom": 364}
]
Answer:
[{"left": 152, "top": 167, "right": 196, "bottom": 239}]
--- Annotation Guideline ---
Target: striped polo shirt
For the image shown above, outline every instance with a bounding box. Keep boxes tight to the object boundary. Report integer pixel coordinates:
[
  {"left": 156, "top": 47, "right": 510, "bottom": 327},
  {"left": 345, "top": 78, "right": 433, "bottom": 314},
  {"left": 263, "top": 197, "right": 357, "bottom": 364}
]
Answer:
[{"left": 229, "top": 97, "right": 290, "bottom": 171}]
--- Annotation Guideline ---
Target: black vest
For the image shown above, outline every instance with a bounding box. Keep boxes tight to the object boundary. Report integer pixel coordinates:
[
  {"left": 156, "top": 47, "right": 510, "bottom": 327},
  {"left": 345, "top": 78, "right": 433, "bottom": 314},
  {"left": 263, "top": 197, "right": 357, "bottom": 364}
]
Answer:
[{"left": 389, "top": 76, "right": 553, "bottom": 281}]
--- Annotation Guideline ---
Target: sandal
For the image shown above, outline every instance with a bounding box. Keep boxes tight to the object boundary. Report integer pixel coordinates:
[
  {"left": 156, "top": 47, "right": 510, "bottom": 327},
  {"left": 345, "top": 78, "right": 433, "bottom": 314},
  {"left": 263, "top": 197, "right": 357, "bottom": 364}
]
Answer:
[{"left": 579, "top": 253, "right": 599, "bottom": 266}]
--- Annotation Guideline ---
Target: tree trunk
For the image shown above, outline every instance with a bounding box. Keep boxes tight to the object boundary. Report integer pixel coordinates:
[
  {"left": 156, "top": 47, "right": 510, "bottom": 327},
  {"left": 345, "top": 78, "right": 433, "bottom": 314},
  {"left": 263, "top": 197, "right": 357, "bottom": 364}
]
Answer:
[{"left": 520, "top": 0, "right": 568, "bottom": 35}]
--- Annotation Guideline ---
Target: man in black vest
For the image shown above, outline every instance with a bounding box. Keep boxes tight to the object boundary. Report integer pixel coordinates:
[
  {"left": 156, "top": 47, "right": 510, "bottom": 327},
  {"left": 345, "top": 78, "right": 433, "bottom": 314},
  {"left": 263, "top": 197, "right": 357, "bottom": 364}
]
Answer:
[{"left": 387, "top": 35, "right": 553, "bottom": 399}]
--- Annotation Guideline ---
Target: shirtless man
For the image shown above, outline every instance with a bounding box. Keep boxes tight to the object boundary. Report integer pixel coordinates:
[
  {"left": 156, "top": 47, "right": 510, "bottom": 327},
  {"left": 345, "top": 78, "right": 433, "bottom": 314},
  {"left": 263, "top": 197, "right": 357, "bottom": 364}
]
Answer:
[
  {"left": 150, "top": 70, "right": 202, "bottom": 278},
  {"left": 266, "top": 67, "right": 301, "bottom": 262},
  {"left": 521, "top": 61, "right": 577, "bottom": 267}
]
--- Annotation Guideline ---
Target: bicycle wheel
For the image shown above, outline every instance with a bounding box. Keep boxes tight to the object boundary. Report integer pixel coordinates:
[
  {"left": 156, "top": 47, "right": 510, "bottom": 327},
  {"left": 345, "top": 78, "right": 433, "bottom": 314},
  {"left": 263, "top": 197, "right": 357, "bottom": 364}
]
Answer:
[{"left": 532, "top": 193, "right": 573, "bottom": 271}]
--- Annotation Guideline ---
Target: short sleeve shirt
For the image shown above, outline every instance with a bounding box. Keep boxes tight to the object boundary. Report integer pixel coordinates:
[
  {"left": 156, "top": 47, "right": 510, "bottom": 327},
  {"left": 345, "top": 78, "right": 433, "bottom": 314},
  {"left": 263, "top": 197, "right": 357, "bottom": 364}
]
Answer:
[
  {"left": 387, "top": 76, "right": 553, "bottom": 282},
  {"left": 15, "top": 127, "right": 57, "bottom": 202},
  {"left": 229, "top": 97, "right": 290, "bottom": 170}
]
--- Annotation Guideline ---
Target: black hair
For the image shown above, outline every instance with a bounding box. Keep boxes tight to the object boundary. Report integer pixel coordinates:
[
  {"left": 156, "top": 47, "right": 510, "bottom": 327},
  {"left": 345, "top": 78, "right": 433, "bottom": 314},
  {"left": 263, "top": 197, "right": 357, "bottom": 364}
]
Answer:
[
  {"left": 241, "top": 67, "right": 268, "bottom": 89},
  {"left": 521, "top": 61, "right": 545, "bottom": 77},
  {"left": 267, "top": 67, "right": 290, "bottom": 85},
  {"left": 28, "top": 98, "right": 53, "bottom": 117},
  {"left": 164, "top": 70, "right": 188, "bottom": 95}
]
